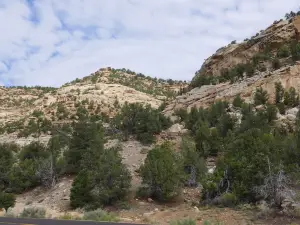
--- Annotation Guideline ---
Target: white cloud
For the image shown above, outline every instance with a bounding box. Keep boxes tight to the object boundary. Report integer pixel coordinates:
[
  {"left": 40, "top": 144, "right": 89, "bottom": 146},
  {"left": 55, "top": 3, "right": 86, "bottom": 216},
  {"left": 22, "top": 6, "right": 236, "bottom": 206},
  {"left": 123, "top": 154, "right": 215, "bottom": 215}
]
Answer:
[{"left": 0, "top": 0, "right": 299, "bottom": 86}]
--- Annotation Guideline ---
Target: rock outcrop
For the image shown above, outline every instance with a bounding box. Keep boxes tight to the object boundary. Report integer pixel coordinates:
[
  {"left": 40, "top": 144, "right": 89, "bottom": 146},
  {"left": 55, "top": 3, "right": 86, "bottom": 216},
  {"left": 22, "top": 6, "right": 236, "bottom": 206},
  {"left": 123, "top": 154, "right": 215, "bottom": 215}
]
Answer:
[{"left": 164, "top": 16, "right": 300, "bottom": 116}]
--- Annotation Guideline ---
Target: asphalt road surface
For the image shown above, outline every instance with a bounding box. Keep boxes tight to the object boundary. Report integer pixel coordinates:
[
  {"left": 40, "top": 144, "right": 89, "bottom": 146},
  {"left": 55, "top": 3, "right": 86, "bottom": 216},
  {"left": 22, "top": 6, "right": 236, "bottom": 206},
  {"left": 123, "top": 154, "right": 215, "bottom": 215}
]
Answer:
[{"left": 0, "top": 217, "right": 145, "bottom": 225}]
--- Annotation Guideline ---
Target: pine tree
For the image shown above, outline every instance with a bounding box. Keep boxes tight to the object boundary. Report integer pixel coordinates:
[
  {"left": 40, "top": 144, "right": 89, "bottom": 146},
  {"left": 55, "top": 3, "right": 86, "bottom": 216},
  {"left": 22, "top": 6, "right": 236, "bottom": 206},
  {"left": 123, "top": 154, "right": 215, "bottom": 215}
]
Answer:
[
  {"left": 81, "top": 123, "right": 104, "bottom": 171},
  {"left": 275, "top": 82, "right": 284, "bottom": 104},
  {"left": 195, "top": 122, "right": 210, "bottom": 157},
  {"left": 138, "top": 142, "right": 184, "bottom": 201},
  {"left": 254, "top": 87, "right": 269, "bottom": 105},
  {"left": 181, "top": 137, "right": 207, "bottom": 187},
  {"left": 70, "top": 170, "right": 93, "bottom": 209},
  {"left": 65, "top": 120, "right": 104, "bottom": 173},
  {"left": 232, "top": 95, "right": 244, "bottom": 108},
  {"left": 90, "top": 146, "right": 131, "bottom": 207},
  {"left": 0, "top": 144, "right": 15, "bottom": 191},
  {"left": 0, "top": 192, "right": 16, "bottom": 212}
]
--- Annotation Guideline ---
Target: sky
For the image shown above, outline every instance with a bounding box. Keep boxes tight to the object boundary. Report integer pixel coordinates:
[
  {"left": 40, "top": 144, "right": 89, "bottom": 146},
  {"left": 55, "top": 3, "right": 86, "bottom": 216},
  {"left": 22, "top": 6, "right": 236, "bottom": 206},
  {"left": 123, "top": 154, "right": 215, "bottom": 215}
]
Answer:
[{"left": 0, "top": 0, "right": 299, "bottom": 87}]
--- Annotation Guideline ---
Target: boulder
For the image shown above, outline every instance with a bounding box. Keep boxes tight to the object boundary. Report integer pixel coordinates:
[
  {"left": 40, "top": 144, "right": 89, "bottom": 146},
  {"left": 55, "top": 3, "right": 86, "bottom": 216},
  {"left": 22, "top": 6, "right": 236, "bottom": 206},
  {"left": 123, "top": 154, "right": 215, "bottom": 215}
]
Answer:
[{"left": 286, "top": 107, "right": 299, "bottom": 116}]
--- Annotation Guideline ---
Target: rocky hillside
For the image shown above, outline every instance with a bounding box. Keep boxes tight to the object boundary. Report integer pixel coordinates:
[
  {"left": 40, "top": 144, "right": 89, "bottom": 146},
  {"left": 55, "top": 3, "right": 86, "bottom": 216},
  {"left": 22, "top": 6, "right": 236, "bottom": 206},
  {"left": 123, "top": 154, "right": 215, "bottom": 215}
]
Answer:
[
  {"left": 0, "top": 67, "right": 187, "bottom": 138},
  {"left": 164, "top": 15, "right": 300, "bottom": 115}
]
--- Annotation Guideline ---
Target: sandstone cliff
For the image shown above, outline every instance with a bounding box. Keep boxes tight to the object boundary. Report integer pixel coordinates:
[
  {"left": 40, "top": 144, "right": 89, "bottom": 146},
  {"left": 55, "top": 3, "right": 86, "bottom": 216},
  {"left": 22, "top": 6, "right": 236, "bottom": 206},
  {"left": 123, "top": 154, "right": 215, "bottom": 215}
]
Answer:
[{"left": 164, "top": 16, "right": 300, "bottom": 116}]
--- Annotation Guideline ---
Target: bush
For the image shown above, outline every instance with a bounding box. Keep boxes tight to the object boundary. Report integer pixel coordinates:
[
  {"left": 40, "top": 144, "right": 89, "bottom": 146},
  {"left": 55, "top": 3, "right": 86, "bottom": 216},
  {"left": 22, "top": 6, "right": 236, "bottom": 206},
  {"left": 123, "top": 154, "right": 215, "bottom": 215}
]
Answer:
[
  {"left": 272, "top": 58, "right": 281, "bottom": 70},
  {"left": 0, "top": 192, "right": 16, "bottom": 212},
  {"left": 277, "top": 102, "right": 286, "bottom": 115},
  {"left": 87, "top": 147, "right": 131, "bottom": 207},
  {"left": 181, "top": 137, "right": 207, "bottom": 187},
  {"left": 4, "top": 209, "right": 16, "bottom": 218},
  {"left": 114, "top": 103, "right": 171, "bottom": 144},
  {"left": 0, "top": 144, "right": 16, "bottom": 191},
  {"left": 70, "top": 170, "right": 93, "bottom": 209},
  {"left": 66, "top": 120, "right": 104, "bottom": 173},
  {"left": 254, "top": 87, "right": 269, "bottom": 105},
  {"left": 19, "top": 207, "right": 46, "bottom": 218},
  {"left": 284, "top": 87, "right": 299, "bottom": 107},
  {"left": 57, "top": 213, "right": 82, "bottom": 220},
  {"left": 232, "top": 95, "right": 244, "bottom": 108},
  {"left": 277, "top": 45, "right": 290, "bottom": 58},
  {"left": 290, "top": 41, "right": 300, "bottom": 62},
  {"left": 219, "top": 193, "right": 238, "bottom": 207},
  {"left": 70, "top": 147, "right": 131, "bottom": 209},
  {"left": 8, "top": 159, "right": 40, "bottom": 193},
  {"left": 138, "top": 142, "right": 184, "bottom": 201},
  {"left": 170, "top": 219, "right": 196, "bottom": 225},
  {"left": 82, "top": 209, "right": 119, "bottom": 222},
  {"left": 275, "top": 82, "right": 284, "bottom": 104},
  {"left": 266, "top": 104, "right": 278, "bottom": 123},
  {"left": 202, "top": 129, "right": 282, "bottom": 202}
]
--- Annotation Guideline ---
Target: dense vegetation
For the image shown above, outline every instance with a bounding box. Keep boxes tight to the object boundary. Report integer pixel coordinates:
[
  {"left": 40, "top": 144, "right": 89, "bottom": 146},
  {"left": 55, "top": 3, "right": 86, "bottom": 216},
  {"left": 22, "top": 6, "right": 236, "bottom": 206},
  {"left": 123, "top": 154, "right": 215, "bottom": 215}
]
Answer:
[
  {"left": 175, "top": 82, "right": 300, "bottom": 207},
  {"left": 114, "top": 102, "right": 172, "bottom": 144}
]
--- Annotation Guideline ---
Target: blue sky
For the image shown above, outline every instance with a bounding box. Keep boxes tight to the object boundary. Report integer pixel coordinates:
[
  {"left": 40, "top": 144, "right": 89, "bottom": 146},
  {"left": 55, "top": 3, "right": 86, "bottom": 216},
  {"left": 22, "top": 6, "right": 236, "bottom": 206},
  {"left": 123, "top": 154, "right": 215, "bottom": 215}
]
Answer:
[{"left": 0, "top": 0, "right": 299, "bottom": 87}]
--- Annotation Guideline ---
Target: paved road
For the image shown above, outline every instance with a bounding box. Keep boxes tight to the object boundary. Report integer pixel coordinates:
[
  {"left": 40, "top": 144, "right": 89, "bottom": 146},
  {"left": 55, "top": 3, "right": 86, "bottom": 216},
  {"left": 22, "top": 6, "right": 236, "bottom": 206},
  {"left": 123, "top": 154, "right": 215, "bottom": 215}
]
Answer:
[{"left": 0, "top": 217, "right": 145, "bottom": 225}]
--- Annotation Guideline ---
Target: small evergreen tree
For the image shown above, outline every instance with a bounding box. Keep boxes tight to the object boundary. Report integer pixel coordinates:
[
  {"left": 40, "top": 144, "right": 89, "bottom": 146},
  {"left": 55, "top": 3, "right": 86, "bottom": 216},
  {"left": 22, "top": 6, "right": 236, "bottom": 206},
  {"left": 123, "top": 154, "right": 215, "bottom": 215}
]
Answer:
[
  {"left": 181, "top": 137, "right": 207, "bottom": 187},
  {"left": 70, "top": 170, "right": 93, "bottom": 209},
  {"left": 254, "top": 87, "right": 269, "bottom": 105},
  {"left": 275, "top": 82, "right": 284, "bottom": 104},
  {"left": 232, "top": 95, "right": 244, "bottom": 108},
  {"left": 195, "top": 122, "right": 211, "bottom": 157},
  {"left": 0, "top": 192, "right": 16, "bottom": 212},
  {"left": 277, "top": 45, "right": 290, "bottom": 58},
  {"left": 0, "top": 144, "right": 16, "bottom": 191},
  {"left": 290, "top": 41, "right": 300, "bottom": 62},
  {"left": 284, "top": 87, "right": 299, "bottom": 107},
  {"left": 66, "top": 120, "right": 104, "bottom": 173},
  {"left": 266, "top": 104, "right": 278, "bottom": 123},
  {"left": 272, "top": 58, "right": 281, "bottom": 70},
  {"left": 114, "top": 103, "right": 171, "bottom": 144},
  {"left": 89, "top": 146, "right": 131, "bottom": 207},
  {"left": 138, "top": 142, "right": 184, "bottom": 201}
]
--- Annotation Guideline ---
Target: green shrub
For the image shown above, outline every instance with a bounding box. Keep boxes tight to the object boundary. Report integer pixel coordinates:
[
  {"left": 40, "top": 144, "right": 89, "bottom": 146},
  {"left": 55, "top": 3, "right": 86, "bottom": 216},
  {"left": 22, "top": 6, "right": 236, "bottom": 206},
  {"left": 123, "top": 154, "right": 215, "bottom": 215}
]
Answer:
[
  {"left": 70, "top": 170, "right": 93, "bottom": 209},
  {"left": 203, "top": 221, "right": 223, "bottom": 225},
  {"left": 115, "top": 201, "right": 131, "bottom": 210},
  {"left": 266, "top": 104, "right": 278, "bottom": 122},
  {"left": 219, "top": 193, "right": 238, "bottom": 207},
  {"left": 8, "top": 159, "right": 39, "bottom": 193},
  {"left": 277, "top": 102, "right": 286, "bottom": 115},
  {"left": 232, "top": 95, "right": 244, "bottom": 108},
  {"left": 284, "top": 87, "right": 299, "bottom": 107},
  {"left": 254, "top": 87, "right": 269, "bottom": 105},
  {"left": 202, "top": 129, "right": 282, "bottom": 202},
  {"left": 275, "top": 82, "right": 285, "bottom": 104},
  {"left": 138, "top": 142, "right": 184, "bottom": 201},
  {"left": 114, "top": 103, "right": 171, "bottom": 144},
  {"left": 170, "top": 219, "right": 196, "bottom": 225},
  {"left": 277, "top": 45, "right": 290, "bottom": 58},
  {"left": 57, "top": 213, "right": 82, "bottom": 220},
  {"left": 82, "top": 209, "right": 119, "bottom": 222},
  {"left": 4, "top": 209, "right": 16, "bottom": 218},
  {"left": 70, "top": 147, "right": 131, "bottom": 209},
  {"left": 19, "top": 207, "right": 46, "bottom": 218},
  {"left": 0, "top": 192, "right": 16, "bottom": 212},
  {"left": 0, "top": 144, "right": 16, "bottom": 191},
  {"left": 272, "top": 58, "right": 281, "bottom": 70},
  {"left": 290, "top": 41, "right": 300, "bottom": 61},
  {"left": 181, "top": 137, "right": 207, "bottom": 186}
]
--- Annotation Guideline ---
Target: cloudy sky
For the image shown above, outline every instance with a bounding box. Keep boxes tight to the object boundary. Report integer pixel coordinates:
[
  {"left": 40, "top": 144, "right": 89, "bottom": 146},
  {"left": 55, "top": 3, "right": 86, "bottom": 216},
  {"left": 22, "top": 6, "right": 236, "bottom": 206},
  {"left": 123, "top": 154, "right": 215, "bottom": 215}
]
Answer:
[{"left": 0, "top": 0, "right": 299, "bottom": 87}]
